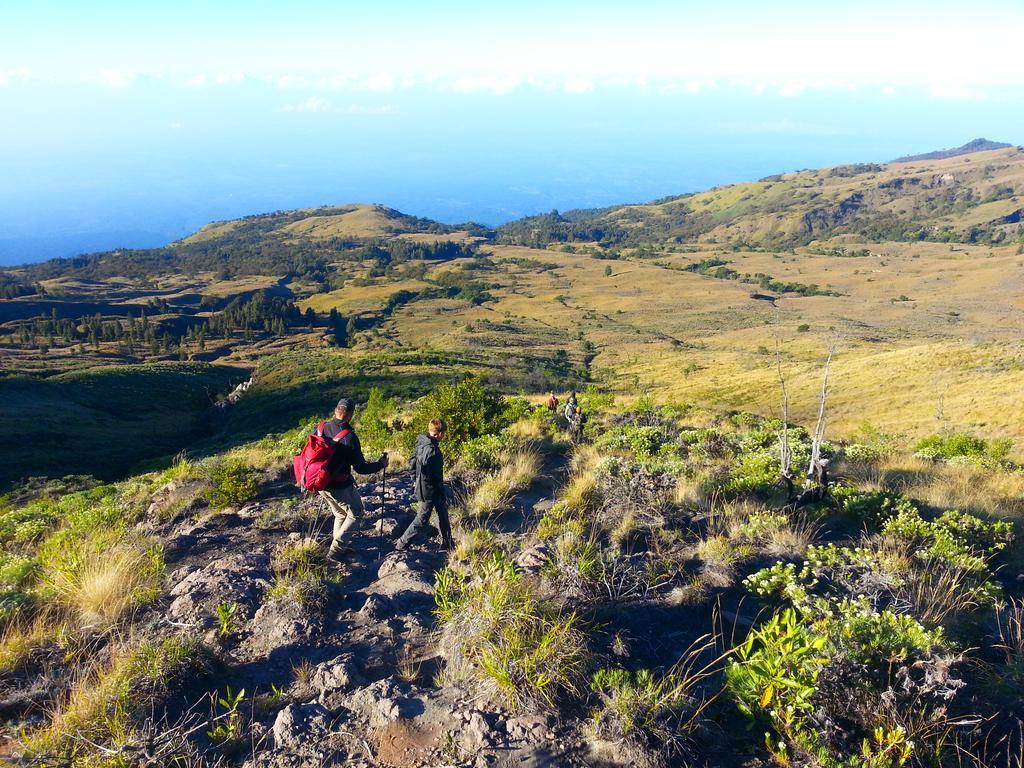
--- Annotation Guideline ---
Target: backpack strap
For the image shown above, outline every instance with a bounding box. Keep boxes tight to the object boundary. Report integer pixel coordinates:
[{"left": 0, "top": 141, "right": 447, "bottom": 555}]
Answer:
[
  {"left": 331, "top": 427, "right": 351, "bottom": 443},
  {"left": 315, "top": 421, "right": 326, "bottom": 438}
]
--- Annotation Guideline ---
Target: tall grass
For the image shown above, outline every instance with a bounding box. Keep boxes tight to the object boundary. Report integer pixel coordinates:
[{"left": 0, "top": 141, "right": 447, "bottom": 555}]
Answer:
[
  {"left": 464, "top": 447, "right": 542, "bottom": 519},
  {"left": 43, "top": 545, "right": 163, "bottom": 628},
  {"left": 436, "top": 553, "right": 589, "bottom": 710},
  {"left": 24, "top": 636, "right": 203, "bottom": 761}
]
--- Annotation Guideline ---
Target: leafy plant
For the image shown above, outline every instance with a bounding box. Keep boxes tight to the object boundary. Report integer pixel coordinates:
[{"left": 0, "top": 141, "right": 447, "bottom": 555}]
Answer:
[
  {"left": 204, "top": 460, "right": 259, "bottom": 508},
  {"left": 726, "top": 608, "right": 829, "bottom": 738},
  {"left": 215, "top": 601, "right": 238, "bottom": 638},
  {"left": 207, "top": 686, "right": 246, "bottom": 746}
]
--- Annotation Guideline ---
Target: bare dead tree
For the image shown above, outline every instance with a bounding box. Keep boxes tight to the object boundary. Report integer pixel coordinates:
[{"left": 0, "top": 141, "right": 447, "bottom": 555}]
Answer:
[{"left": 806, "top": 340, "right": 837, "bottom": 491}]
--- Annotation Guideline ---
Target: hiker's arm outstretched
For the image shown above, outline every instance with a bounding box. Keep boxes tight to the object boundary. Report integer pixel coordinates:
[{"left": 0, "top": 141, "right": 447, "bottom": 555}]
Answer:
[{"left": 348, "top": 433, "right": 385, "bottom": 475}]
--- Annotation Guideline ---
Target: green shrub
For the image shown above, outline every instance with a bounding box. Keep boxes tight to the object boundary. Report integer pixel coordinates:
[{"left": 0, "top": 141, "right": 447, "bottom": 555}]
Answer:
[
  {"left": 400, "top": 378, "right": 511, "bottom": 460},
  {"left": 356, "top": 387, "right": 398, "bottom": 456},
  {"left": 205, "top": 460, "right": 259, "bottom": 508},
  {"left": 914, "top": 432, "right": 1012, "bottom": 465},
  {"left": 726, "top": 608, "right": 828, "bottom": 736},
  {"left": 725, "top": 452, "right": 782, "bottom": 497},
  {"left": 459, "top": 434, "right": 514, "bottom": 472},
  {"left": 834, "top": 487, "right": 915, "bottom": 529}
]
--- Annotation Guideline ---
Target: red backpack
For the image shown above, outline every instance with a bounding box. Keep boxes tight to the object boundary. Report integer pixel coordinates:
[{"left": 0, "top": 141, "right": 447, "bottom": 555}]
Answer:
[{"left": 293, "top": 422, "right": 350, "bottom": 492}]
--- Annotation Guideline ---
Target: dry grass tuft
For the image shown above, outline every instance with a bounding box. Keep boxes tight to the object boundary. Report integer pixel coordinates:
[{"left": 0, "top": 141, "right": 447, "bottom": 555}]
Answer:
[
  {"left": 673, "top": 475, "right": 707, "bottom": 510},
  {"left": 44, "top": 546, "right": 162, "bottom": 628},
  {"left": 24, "top": 636, "right": 200, "bottom": 760},
  {"left": 761, "top": 514, "right": 821, "bottom": 558},
  {"left": 465, "top": 448, "right": 542, "bottom": 519},
  {"left": 844, "top": 454, "right": 1024, "bottom": 519},
  {"left": 901, "top": 561, "right": 989, "bottom": 627},
  {"left": 0, "top": 617, "right": 56, "bottom": 677},
  {"left": 562, "top": 473, "right": 599, "bottom": 514},
  {"left": 570, "top": 444, "right": 602, "bottom": 477},
  {"left": 506, "top": 417, "right": 546, "bottom": 442}
]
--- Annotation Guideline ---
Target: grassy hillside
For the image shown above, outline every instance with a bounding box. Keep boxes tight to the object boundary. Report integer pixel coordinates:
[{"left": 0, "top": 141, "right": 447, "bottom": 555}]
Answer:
[
  {"left": 499, "top": 146, "right": 1024, "bottom": 248},
  {"left": 3, "top": 142, "right": 1024, "bottom": 479},
  {"left": 1, "top": 377, "right": 1022, "bottom": 767},
  {"left": 0, "top": 363, "right": 246, "bottom": 485}
]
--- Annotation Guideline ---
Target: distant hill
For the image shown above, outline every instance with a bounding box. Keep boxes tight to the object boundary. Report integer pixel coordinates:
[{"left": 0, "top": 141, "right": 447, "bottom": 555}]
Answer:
[
  {"left": 892, "top": 138, "right": 1012, "bottom": 163},
  {"left": 497, "top": 143, "right": 1024, "bottom": 248}
]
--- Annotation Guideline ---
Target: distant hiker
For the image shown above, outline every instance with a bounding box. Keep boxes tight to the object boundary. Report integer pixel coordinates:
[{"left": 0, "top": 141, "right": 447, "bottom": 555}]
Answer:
[
  {"left": 395, "top": 418, "right": 453, "bottom": 552},
  {"left": 311, "top": 398, "right": 388, "bottom": 561},
  {"left": 568, "top": 406, "right": 587, "bottom": 444},
  {"left": 564, "top": 391, "right": 579, "bottom": 422},
  {"left": 547, "top": 392, "right": 559, "bottom": 412}
]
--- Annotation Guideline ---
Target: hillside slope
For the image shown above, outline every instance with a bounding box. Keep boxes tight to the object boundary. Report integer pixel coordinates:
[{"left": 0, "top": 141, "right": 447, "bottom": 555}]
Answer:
[
  {"left": 3, "top": 143, "right": 1024, "bottom": 486},
  {"left": 498, "top": 145, "right": 1024, "bottom": 248}
]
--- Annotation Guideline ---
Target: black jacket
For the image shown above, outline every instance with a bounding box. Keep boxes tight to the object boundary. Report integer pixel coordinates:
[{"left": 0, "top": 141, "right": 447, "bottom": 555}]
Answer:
[
  {"left": 319, "top": 419, "right": 383, "bottom": 487},
  {"left": 411, "top": 431, "right": 445, "bottom": 502}
]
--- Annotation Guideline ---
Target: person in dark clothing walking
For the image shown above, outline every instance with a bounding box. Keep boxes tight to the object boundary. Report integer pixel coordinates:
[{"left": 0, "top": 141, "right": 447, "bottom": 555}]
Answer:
[
  {"left": 318, "top": 398, "right": 388, "bottom": 560},
  {"left": 568, "top": 406, "right": 587, "bottom": 445},
  {"left": 395, "top": 419, "right": 453, "bottom": 552},
  {"left": 564, "top": 391, "right": 579, "bottom": 422}
]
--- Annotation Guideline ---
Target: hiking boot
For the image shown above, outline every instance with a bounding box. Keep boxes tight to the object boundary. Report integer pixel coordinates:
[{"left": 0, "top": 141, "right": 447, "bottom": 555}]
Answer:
[{"left": 327, "top": 545, "right": 352, "bottom": 563}]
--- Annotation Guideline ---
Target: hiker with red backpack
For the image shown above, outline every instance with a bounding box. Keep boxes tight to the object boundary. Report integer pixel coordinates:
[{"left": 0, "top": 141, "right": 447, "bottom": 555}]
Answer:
[{"left": 294, "top": 397, "right": 388, "bottom": 562}]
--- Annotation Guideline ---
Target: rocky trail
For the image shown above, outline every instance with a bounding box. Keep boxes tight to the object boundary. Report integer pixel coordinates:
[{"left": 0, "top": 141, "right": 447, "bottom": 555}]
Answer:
[{"left": 146, "top": 453, "right": 588, "bottom": 768}]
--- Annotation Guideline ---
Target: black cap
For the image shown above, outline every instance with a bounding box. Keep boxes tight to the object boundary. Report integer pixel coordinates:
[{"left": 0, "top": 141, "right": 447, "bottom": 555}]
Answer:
[{"left": 336, "top": 398, "right": 355, "bottom": 412}]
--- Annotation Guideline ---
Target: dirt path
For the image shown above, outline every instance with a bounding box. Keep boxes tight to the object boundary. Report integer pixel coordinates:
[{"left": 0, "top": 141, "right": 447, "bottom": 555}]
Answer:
[{"left": 151, "top": 443, "right": 586, "bottom": 767}]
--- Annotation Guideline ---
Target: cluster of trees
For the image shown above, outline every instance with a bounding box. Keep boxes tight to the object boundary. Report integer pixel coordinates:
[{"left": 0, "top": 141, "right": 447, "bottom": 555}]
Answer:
[
  {"left": 683, "top": 258, "right": 841, "bottom": 297},
  {"left": 0, "top": 274, "right": 37, "bottom": 299},
  {"left": 495, "top": 210, "right": 622, "bottom": 248},
  {"left": 11, "top": 308, "right": 170, "bottom": 356},
  {"left": 202, "top": 290, "right": 301, "bottom": 339},
  {"left": 15, "top": 208, "right": 485, "bottom": 287},
  {"left": 8, "top": 290, "right": 311, "bottom": 359}
]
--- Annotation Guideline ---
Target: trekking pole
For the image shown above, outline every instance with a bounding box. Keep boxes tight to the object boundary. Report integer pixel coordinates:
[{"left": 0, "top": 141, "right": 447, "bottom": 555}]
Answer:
[{"left": 378, "top": 454, "right": 387, "bottom": 560}]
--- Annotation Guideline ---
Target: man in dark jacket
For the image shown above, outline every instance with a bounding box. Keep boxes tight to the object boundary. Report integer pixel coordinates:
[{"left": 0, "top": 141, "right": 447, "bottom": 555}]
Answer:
[
  {"left": 395, "top": 418, "right": 453, "bottom": 551},
  {"left": 318, "top": 398, "right": 388, "bottom": 560}
]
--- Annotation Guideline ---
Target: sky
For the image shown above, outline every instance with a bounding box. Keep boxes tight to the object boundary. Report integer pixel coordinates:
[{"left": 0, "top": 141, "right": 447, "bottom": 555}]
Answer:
[{"left": 1, "top": 0, "right": 1023, "bottom": 263}]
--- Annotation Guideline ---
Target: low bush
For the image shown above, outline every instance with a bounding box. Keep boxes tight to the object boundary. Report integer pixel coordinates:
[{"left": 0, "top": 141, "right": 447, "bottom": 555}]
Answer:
[
  {"left": 204, "top": 459, "right": 259, "bottom": 508},
  {"left": 435, "top": 552, "right": 589, "bottom": 710},
  {"left": 400, "top": 378, "right": 513, "bottom": 461},
  {"left": 914, "top": 432, "right": 1013, "bottom": 466},
  {"left": 460, "top": 434, "right": 514, "bottom": 473}
]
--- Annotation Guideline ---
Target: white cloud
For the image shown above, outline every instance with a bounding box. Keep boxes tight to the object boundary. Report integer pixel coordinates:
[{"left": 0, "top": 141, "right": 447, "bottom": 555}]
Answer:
[
  {"left": 363, "top": 73, "right": 396, "bottom": 92},
  {"left": 184, "top": 73, "right": 208, "bottom": 87},
  {"left": 450, "top": 75, "right": 523, "bottom": 94},
  {"left": 344, "top": 103, "right": 397, "bottom": 115},
  {"left": 928, "top": 84, "right": 988, "bottom": 102},
  {"left": 0, "top": 68, "right": 29, "bottom": 86},
  {"left": 214, "top": 71, "right": 244, "bottom": 85},
  {"left": 170, "top": 121, "right": 182, "bottom": 129},
  {"left": 85, "top": 69, "right": 135, "bottom": 88},
  {"left": 563, "top": 77, "right": 594, "bottom": 94},
  {"left": 282, "top": 95, "right": 331, "bottom": 113}
]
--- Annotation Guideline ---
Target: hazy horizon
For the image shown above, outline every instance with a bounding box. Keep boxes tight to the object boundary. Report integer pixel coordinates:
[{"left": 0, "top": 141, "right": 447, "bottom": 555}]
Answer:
[{"left": 3, "top": 0, "right": 1024, "bottom": 264}]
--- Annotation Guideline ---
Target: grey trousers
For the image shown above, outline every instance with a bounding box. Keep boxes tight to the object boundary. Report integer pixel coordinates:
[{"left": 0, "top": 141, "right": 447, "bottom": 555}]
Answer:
[
  {"left": 318, "top": 485, "right": 365, "bottom": 551},
  {"left": 397, "top": 497, "right": 453, "bottom": 548}
]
